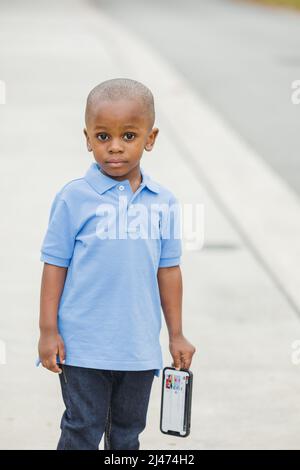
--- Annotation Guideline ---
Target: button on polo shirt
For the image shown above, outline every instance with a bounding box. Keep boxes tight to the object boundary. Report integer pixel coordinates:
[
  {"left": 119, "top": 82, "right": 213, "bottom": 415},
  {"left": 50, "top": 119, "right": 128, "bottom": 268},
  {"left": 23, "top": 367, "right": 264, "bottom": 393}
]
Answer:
[{"left": 38, "top": 162, "right": 182, "bottom": 378}]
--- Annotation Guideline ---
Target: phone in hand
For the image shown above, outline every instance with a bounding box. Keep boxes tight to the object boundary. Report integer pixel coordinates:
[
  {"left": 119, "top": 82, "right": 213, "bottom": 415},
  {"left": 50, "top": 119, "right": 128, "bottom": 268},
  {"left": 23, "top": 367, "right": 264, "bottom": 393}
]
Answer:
[{"left": 160, "top": 366, "right": 193, "bottom": 437}]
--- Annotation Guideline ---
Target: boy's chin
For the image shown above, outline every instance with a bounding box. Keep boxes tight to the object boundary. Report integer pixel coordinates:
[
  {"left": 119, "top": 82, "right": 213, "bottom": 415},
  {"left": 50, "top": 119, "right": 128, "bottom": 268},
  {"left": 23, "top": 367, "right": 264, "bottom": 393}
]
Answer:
[{"left": 99, "top": 165, "right": 129, "bottom": 178}]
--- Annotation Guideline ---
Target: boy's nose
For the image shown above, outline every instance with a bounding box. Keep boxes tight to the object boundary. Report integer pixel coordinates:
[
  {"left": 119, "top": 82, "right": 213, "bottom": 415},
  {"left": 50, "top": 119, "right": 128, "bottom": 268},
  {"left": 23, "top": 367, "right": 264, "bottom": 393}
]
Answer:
[{"left": 108, "top": 139, "right": 124, "bottom": 153}]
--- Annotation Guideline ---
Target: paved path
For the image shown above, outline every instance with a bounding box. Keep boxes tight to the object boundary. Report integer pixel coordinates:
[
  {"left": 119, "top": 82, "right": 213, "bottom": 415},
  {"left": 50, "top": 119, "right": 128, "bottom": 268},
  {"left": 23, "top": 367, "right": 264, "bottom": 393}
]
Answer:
[{"left": 97, "top": 0, "right": 300, "bottom": 198}]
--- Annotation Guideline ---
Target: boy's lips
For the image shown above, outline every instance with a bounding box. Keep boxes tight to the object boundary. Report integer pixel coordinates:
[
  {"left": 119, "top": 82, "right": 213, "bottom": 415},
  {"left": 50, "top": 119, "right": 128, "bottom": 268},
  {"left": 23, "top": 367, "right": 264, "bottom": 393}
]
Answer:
[{"left": 106, "top": 159, "right": 127, "bottom": 166}]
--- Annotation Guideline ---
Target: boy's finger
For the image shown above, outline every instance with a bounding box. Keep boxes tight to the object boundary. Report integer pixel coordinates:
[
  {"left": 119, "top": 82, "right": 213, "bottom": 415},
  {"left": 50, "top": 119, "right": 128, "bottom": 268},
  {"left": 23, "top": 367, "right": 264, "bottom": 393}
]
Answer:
[
  {"left": 181, "top": 353, "right": 191, "bottom": 367},
  {"left": 44, "top": 356, "right": 62, "bottom": 373},
  {"left": 58, "top": 342, "right": 65, "bottom": 364},
  {"left": 49, "top": 362, "right": 62, "bottom": 374},
  {"left": 172, "top": 359, "right": 181, "bottom": 370}
]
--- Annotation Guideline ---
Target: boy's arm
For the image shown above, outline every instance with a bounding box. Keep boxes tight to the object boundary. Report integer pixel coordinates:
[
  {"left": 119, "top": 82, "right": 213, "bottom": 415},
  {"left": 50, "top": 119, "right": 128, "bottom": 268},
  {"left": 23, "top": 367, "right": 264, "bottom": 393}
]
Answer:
[
  {"left": 157, "top": 265, "right": 196, "bottom": 370},
  {"left": 38, "top": 263, "right": 67, "bottom": 373}
]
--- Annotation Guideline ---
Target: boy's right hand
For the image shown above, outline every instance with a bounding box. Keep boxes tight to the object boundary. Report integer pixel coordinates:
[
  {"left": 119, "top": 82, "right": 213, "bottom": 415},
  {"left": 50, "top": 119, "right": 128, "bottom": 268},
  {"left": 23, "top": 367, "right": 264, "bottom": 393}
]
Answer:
[{"left": 38, "top": 331, "right": 65, "bottom": 374}]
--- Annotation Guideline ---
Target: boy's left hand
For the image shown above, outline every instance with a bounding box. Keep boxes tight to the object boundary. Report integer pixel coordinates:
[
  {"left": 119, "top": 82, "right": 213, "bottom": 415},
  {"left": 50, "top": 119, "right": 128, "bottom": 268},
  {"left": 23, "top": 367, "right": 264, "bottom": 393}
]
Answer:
[{"left": 169, "top": 334, "right": 196, "bottom": 370}]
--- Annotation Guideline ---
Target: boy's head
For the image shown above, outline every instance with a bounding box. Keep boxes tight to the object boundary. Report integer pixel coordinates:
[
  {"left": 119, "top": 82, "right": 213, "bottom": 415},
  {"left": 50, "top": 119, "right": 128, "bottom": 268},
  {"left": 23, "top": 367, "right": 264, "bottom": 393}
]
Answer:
[{"left": 83, "top": 78, "right": 159, "bottom": 178}]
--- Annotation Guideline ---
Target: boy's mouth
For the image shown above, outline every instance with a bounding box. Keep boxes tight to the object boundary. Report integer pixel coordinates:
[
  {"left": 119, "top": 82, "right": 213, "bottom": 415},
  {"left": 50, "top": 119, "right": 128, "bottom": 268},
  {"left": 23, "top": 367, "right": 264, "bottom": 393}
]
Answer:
[{"left": 106, "top": 159, "right": 127, "bottom": 167}]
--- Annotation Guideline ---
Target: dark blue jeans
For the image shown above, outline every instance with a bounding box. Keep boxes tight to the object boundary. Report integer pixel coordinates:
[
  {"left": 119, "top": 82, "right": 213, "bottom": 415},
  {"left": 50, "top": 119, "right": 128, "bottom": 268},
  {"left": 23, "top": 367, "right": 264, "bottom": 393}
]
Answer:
[{"left": 56, "top": 364, "right": 156, "bottom": 450}]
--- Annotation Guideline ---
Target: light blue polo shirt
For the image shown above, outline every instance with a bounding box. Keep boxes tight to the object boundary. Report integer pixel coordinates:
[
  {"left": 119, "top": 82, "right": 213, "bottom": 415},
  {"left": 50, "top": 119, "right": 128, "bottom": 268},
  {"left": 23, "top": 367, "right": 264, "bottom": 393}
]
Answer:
[{"left": 37, "top": 161, "right": 182, "bottom": 378}]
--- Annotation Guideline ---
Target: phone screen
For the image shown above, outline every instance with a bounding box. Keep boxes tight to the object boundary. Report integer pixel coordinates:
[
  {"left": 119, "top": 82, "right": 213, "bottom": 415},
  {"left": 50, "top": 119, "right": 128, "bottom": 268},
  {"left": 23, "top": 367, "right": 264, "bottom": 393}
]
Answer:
[{"left": 161, "top": 369, "right": 189, "bottom": 435}]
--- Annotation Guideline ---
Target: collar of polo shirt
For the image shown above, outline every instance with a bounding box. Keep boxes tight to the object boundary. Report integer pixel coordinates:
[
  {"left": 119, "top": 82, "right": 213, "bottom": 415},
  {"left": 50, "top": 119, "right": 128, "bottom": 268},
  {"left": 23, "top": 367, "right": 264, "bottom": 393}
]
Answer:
[{"left": 84, "top": 162, "right": 160, "bottom": 196}]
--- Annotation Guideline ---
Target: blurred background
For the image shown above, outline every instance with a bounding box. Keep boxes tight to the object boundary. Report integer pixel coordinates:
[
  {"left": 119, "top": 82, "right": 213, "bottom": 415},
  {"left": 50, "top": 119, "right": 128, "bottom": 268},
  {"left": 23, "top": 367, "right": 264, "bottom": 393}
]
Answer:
[{"left": 0, "top": 0, "right": 300, "bottom": 449}]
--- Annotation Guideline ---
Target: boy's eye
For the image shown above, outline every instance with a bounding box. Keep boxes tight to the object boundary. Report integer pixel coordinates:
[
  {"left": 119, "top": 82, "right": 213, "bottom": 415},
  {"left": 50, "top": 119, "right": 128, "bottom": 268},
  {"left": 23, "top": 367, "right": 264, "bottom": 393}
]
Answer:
[
  {"left": 97, "top": 133, "right": 109, "bottom": 141},
  {"left": 96, "top": 132, "right": 136, "bottom": 142},
  {"left": 123, "top": 132, "right": 135, "bottom": 141}
]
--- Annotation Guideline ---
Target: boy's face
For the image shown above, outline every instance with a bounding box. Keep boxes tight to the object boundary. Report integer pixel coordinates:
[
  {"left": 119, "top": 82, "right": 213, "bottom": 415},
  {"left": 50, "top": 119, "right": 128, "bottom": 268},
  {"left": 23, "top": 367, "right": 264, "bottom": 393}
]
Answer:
[{"left": 84, "top": 98, "right": 159, "bottom": 179}]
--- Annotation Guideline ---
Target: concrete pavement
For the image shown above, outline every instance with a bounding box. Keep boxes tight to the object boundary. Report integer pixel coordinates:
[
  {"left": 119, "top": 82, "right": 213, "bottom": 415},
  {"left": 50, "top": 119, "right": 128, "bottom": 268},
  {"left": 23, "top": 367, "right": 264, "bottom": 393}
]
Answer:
[{"left": 97, "top": 0, "right": 300, "bottom": 199}]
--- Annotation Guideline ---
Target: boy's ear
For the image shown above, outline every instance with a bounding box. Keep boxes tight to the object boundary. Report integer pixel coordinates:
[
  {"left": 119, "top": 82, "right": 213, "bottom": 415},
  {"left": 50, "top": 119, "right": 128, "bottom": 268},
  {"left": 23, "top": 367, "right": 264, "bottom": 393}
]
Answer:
[
  {"left": 145, "top": 127, "right": 159, "bottom": 151},
  {"left": 83, "top": 128, "right": 92, "bottom": 152}
]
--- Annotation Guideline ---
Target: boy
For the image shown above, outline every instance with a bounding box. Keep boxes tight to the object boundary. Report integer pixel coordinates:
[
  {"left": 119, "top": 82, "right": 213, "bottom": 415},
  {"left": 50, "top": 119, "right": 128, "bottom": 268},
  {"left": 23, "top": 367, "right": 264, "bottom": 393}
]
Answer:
[{"left": 37, "top": 78, "right": 196, "bottom": 450}]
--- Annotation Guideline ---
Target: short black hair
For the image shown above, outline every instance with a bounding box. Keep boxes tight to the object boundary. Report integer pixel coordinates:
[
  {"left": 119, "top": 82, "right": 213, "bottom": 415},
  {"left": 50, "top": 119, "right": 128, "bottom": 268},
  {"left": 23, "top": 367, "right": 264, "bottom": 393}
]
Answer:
[{"left": 85, "top": 78, "right": 155, "bottom": 130}]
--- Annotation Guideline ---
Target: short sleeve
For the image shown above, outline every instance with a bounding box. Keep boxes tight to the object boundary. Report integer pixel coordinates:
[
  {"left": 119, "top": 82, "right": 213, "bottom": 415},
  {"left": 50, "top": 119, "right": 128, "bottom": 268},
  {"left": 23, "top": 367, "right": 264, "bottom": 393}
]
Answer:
[
  {"left": 158, "top": 195, "right": 182, "bottom": 268},
  {"left": 40, "top": 193, "right": 76, "bottom": 267}
]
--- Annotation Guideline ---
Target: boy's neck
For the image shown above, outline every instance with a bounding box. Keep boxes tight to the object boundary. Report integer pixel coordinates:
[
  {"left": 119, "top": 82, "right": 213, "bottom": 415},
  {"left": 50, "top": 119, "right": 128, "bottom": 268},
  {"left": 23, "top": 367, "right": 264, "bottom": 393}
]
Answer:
[{"left": 99, "top": 164, "right": 142, "bottom": 193}]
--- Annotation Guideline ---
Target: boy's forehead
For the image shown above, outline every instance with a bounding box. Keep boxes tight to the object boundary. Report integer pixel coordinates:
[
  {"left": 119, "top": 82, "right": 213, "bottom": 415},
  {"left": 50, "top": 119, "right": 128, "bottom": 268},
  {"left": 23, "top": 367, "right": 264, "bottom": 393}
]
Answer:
[{"left": 87, "top": 98, "right": 149, "bottom": 129}]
